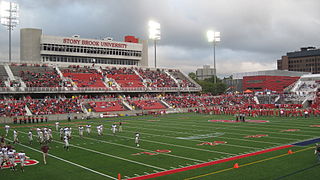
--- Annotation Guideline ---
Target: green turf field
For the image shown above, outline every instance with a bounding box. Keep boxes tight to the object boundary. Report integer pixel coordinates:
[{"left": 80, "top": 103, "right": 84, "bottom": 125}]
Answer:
[{"left": 1, "top": 113, "right": 320, "bottom": 179}]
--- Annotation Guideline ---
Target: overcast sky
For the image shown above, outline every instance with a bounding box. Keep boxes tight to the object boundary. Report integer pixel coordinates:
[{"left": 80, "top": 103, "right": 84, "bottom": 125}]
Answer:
[{"left": 1, "top": 0, "right": 320, "bottom": 76}]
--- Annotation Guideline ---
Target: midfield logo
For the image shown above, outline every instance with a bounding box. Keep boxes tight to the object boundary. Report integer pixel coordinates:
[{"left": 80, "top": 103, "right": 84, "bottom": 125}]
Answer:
[{"left": 1, "top": 154, "right": 39, "bottom": 169}]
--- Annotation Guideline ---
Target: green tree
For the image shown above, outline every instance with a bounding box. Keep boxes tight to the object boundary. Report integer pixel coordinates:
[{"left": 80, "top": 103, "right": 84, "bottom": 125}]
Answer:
[{"left": 188, "top": 72, "right": 197, "bottom": 80}]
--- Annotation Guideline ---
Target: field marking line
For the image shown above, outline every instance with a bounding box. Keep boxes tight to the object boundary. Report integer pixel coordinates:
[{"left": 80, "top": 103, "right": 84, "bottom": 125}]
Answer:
[
  {"left": 4, "top": 138, "right": 117, "bottom": 180},
  {"left": 136, "top": 116, "right": 320, "bottom": 135},
  {"left": 35, "top": 123, "right": 215, "bottom": 162},
  {"left": 87, "top": 120, "right": 269, "bottom": 149},
  {"left": 184, "top": 146, "right": 314, "bottom": 180},
  {"left": 127, "top": 122, "right": 308, "bottom": 141},
  {"left": 127, "top": 145, "right": 293, "bottom": 180},
  {"left": 134, "top": 120, "right": 314, "bottom": 138},
  {"left": 17, "top": 130, "right": 167, "bottom": 171},
  {"left": 71, "top": 122, "right": 238, "bottom": 155},
  {"left": 123, "top": 124, "right": 287, "bottom": 146},
  {"left": 161, "top": 115, "right": 320, "bottom": 130},
  {"left": 124, "top": 128, "right": 260, "bottom": 150},
  {"left": 53, "top": 128, "right": 207, "bottom": 163}
]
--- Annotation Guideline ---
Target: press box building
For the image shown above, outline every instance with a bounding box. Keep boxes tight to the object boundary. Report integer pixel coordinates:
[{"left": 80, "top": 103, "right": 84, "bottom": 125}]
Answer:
[{"left": 20, "top": 28, "right": 148, "bottom": 67}]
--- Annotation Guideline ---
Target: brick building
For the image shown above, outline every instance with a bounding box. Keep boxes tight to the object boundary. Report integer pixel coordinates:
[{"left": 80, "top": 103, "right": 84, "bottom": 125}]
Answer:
[{"left": 277, "top": 47, "right": 320, "bottom": 74}]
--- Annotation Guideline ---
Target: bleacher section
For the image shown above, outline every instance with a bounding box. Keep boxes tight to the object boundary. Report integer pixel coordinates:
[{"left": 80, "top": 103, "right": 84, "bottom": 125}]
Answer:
[
  {"left": 129, "top": 99, "right": 167, "bottom": 110},
  {"left": 26, "top": 98, "right": 83, "bottom": 115},
  {"left": 102, "top": 67, "right": 145, "bottom": 88},
  {"left": 10, "top": 64, "right": 63, "bottom": 87},
  {"left": 0, "top": 65, "right": 8, "bottom": 87},
  {"left": 168, "top": 69, "right": 197, "bottom": 88},
  {"left": 0, "top": 101, "right": 27, "bottom": 117},
  {"left": 256, "top": 95, "right": 279, "bottom": 104},
  {"left": 85, "top": 101, "right": 127, "bottom": 112},
  {"left": 61, "top": 66, "right": 105, "bottom": 87},
  {"left": 0, "top": 63, "right": 201, "bottom": 92},
  {"left": 138, "top": 68, "right": 178, "bottom": 88}
]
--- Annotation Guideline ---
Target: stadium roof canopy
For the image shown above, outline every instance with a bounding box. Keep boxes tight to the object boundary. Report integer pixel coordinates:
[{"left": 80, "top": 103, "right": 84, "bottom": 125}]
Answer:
[{"left": 233, "top": 70, "right": 310, "bottom": 80}]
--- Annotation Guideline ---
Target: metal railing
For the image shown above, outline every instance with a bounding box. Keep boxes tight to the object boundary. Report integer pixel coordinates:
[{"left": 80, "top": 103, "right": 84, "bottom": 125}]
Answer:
[{"left": 0, "top": 86, "right": 201, "bottom": 93}]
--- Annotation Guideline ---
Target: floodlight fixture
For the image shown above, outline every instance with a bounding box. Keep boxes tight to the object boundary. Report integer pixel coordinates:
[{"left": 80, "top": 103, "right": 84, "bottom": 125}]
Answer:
[
  {"left": 207, "top": 30, "right": 220, "bottom": 43},
  {"left": 1, "top": 1, "right": 19, "bottom": 62},
  {"left": 207, "top": 30, "right": 221, "bottom": 84},
  {"left": 148, "top": 20, "right": 161, "bottom": 68},
  {"left": 148, "top": 20, "right": 161, "bottom": 40}
]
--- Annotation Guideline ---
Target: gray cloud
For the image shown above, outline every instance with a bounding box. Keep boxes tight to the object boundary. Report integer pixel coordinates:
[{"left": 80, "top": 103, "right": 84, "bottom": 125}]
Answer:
[{"left": 1, "top": 0, "right": 320, "bottom": 74}]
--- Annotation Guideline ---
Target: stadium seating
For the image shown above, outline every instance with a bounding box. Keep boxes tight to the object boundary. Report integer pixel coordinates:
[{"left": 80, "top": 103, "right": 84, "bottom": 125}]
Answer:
[
  {"left": 168, "top": 69, "right": 197, "bottom": 88},
  {"left": 102, "top": 67, "right": 145, "bottom": 88},
  {"left": 85, "top": 101, "right": 127, "bottom": 112},
  {"left": 26, "top": 98, "right": 83, "bottom": 115},
  {"left": 0, "top": 65, "right": 8, "bottom": 87},
  {"left": 138, "top": 68, "right": 178, "bottom": 88},
  {"left": 0, "top": 100, "right": 27, "bottom": 117},
  {"left": 62, "top": 66, "right": 105, "bottom": 87},
  {"left": 10, "top": 64, "right": 63, "bottom": 87},
  {"left": 129, "top": 99, "right": 167, "bottom": 110}
]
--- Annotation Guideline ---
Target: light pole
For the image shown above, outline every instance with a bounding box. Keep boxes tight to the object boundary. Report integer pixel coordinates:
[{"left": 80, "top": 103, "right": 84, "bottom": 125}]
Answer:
[
  {"left": 148, "top": 20, "right": 161, "bottom": 68},
  {"left": 207, "top": 30, "right": 220, "bottom": 84},
  {"left": 1, "top": 1, "right": 19, "bottom": 62}
]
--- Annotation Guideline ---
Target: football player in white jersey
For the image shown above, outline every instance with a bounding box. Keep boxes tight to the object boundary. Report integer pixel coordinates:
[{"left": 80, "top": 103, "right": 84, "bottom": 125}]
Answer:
[
  {"left": 36, "top": 127, "right": 41, "bottom": 138},
  {"left": 111, "top": 124, "right": 117, "bottom": 136},
  {"left": 4, "top": 125, "right": 10, "bottom": 137},
  {"left": 39, "top": 131, "right": 44, "bottom": 144},
  {"left": 43, "top": 130, "right": 50, "bottom": 143},
  {"left": 69, "top": 127, "right": 72, "bottom": 139},
  {"left": 13, "top": 130, "right": 19, "bottom": 144},
  {"left": 7, "top": 149, "right": 16, "bottom": 171},
  {"left": 59, "top": 128, "right": 64, "bottom": 140},
  {"left": 63, "top": 127, "right": 69, "bottom": 137},
  {"left": 135, "top": 133, "right": 140, "bottom": 147},
  {"left": 78, "top": 126, "right": 84, "bottom": 138},
  {"left": 97, "top": 125, "right": 102, "bottom": 136},
  {"left": 0, "top": 150, "right": 4, "bottom": 169},
  {"left": 63, "top": 135, "right": 69, "bottom": 151},
  {"left": 48, "top": 128, "right": 53, "bottom": 142},
  {"left": 86, "top": 125, "right": 91, "bottom": 135},
  {"left": 55, "top": 122, "right": 60, "bottom": 131},
  {"left": 1, "top": 146, "right": 8, "bottom": 167},
  {"left": 18, "top": 150, "right": 26, "bottom": 172},
  {"left": 100, "top": 125, "right": 104, "bottom": 135},
  {"left": 28, "top": 130, "right": 33, "bottom": 145}
]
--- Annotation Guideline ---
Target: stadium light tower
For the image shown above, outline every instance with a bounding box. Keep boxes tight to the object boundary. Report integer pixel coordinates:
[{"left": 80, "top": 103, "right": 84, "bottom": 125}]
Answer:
[
  {"left": 1, "top": 1, "right": 19, "bottom": 62},
  {"left": 207, "top": 30, "right": 220, "bottom": 84},
  {"left": 148, "top": 20, "right": 161, "bottom": 68}
]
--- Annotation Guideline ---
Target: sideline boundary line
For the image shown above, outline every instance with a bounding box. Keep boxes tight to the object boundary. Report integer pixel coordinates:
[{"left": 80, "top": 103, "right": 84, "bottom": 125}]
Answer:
[
  {"left": 127, "top": 145, "right": 293, "bottom": 180},
  {"left": 185, "top": 146, "right": 314, "bottom": 180}
]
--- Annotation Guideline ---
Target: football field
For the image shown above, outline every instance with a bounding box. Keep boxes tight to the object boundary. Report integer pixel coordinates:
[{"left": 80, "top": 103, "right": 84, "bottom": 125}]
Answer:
[{"left": 1, "top": 113, "right": 320, "bottom": 179}]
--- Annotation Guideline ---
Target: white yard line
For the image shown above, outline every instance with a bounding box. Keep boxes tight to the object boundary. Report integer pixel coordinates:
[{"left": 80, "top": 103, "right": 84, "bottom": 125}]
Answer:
[
  {"left": 128, "top": 121, "right": 310, "bottom": 140},
  {"left": 46, "top": 127, "right": 208, "bottom": 163},
  {"left": 17, "top": 130, "right": 167, "bottom": 171},
  {"left": 48, "top": 123, "right": 238, "bottom": 156},
  {"left": 160, "top": 116, "right": 320, "bottom": 132},
  {"left": 5, "top": 138, "right": 117, "bottom": 180},
  {"left": 74, "top": 135, "right": 207, "bottom": 163},
  {"left": 125, "top": 124, "right": 300, "bottom": 142},
  {"left": 124, "top": 128, "right": 261, "bottom": 150},
  {"left": 88, "top": 121, "right": 270, "bottom": 149}
]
